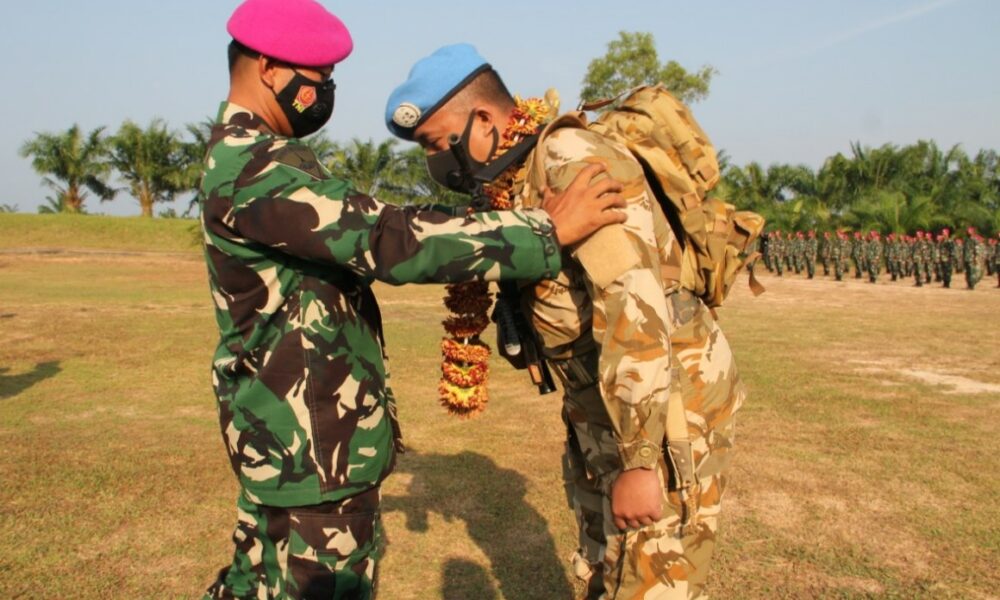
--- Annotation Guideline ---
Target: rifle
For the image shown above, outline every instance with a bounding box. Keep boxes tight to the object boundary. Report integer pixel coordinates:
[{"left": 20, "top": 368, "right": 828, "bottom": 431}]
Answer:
[{"left": 442, "top": 132, "right": 557, "bottom": 395}]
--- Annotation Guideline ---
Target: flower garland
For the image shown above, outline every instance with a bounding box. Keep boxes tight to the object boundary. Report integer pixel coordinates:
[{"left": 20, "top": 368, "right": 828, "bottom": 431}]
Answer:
[{"left": 438, "top": 95, "right": 556, "bottom": 416}]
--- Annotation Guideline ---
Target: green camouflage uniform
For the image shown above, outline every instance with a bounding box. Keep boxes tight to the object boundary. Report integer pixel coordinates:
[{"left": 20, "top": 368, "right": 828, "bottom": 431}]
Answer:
[
  {"left": 514, "top": 127, "right": 744, "bottom": 600},
  {"left": 787, "top": 234, "right": 799, "bottom": 274},
  {"left": 865, "top": 236, "right": 883, "bottom": 283},
  {"left": 993, "top": 239, "right": 1000, "bottom": 286},
  {"left": 851, "top": 236, "right": 864, "bottom": 279},
  {"left": 771, "top": 234, "right": 785, "bottom": 277},
  {"left": 903, "top": 238, "right": 915, "bottom": 277},
  {"left": 964, "top": 236, "right": 985, "bottom": 289},
  {"left": 199, "top": 103, "right": 563, "bottom": 599},
  {"left": 986, "top": 240, "right": 997, "bottom": 277},
  {"left": 912, "top": 237, "right": 928, "bottom": 286},
  {"left": 886, "top": 238, "right": 899, "bottom": 281},
  {"left": 938, "top": 237, "right": 956, "bottom": 288},
  {"left": 804, "top": 235, "right": 818, "bottom": 279},
  {"left": 820, "top": 235, "right": 832, "bottom": 276},
  {"left": 930, "top": 240, "right": 941, "bottom": 282},
  {"left": 831, "top": 236, "right": 847, "bottom": 281}
]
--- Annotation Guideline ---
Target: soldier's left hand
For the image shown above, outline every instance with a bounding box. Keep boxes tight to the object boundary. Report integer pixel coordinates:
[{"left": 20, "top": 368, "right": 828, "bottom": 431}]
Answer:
[
  {"left": 541, "top": 163, "right": 626, "bottom": 247},
  {"left": 611, "top": 467, "right": 663, "bottom": 530}
]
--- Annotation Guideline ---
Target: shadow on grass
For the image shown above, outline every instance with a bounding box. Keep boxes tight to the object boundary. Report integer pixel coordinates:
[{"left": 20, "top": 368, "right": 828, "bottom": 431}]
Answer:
[
  {"left": 384, "top": 450, "right": 573, "bottom": 600},
  {"left": 0, "top": 361, "right": 62, "bottom": 400}
]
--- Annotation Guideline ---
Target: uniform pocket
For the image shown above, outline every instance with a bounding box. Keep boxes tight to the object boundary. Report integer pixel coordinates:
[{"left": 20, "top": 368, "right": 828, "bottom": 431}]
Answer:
[{"left": 284, "top": 488, "right": 382, "bottom": 600}]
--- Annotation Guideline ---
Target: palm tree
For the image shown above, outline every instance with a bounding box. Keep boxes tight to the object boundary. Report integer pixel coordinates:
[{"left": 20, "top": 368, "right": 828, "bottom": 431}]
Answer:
[
  {"left": 19, "top": 125, "right": 115, "bottom": 214},
  {"left": 108, "top": 119, "right": 196, "bottom": 217},
  {"left": 180, "top": 118, "right": 217, "bottom": 216},
  {"left": 324, "top": 138, "right": 405, "bottom": 197}
]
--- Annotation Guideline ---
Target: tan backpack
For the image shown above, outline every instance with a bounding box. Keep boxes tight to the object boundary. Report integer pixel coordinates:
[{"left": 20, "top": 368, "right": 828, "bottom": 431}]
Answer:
[{"left": 531, "top": 84, "right": 765, "bottom": 309}]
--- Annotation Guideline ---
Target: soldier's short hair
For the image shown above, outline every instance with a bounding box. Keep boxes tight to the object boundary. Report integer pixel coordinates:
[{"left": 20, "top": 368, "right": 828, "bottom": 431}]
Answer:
[
  {"left": 452, "top": 69, "right": 515, "bottom": 113},
  {"left": 228, "top": 40, "right": 260, "bottom": 74}
]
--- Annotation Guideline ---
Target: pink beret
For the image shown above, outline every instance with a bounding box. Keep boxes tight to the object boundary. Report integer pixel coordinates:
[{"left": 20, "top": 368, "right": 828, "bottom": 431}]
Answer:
[{"left": 227, "top": 0, "right": 353, "bottom": 68}]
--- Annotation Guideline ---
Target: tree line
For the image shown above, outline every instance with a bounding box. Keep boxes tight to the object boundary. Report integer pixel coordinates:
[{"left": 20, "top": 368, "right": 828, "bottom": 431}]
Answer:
[
  {"left": 16, "top": 120, "right": 466, "bottom": 218},
  {"left": 20, "top": 118, "right": 998, "bottom": 236},
  {"left": 718, "top": 141, "right": 1000, "bottom": 236},
  {"left": 13, "top": 30, "right": 999, "bottom": 234}
]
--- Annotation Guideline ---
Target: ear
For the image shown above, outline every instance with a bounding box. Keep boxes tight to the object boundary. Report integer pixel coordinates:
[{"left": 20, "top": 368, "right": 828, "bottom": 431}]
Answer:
[{"left": 259, "top": 55, "right": 280, "bottom": 90}]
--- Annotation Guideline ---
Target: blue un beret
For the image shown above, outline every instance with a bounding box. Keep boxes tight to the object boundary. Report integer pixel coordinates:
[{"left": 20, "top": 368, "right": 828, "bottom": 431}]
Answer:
[{"left": 385, "top": 44, "right": 491, "bottom": 141}]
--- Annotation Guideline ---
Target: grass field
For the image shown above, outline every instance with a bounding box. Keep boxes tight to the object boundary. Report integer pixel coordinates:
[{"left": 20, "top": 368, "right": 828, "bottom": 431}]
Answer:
[{"left": 1, "top": 216, "right": 998, "bottom": 599}]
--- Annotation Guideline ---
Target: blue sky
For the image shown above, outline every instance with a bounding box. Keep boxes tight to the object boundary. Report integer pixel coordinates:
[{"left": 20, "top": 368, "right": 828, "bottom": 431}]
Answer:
[{"left": 2, "top": 0, "right": 998, "bottom": 216}]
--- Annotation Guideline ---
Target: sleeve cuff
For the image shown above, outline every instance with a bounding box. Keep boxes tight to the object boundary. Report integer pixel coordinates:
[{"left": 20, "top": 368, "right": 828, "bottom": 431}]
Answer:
[
  {"left": 520, "top": 208, "right": 562, "bottom": 278},
  {"left": 618, "top": 439, "right": 661, "bottom": 470}
]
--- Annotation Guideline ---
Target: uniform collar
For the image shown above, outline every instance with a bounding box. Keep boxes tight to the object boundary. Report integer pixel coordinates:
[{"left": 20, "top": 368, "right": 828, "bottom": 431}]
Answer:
[{"left": 216, "top": 101, "right": 276, "bottom": 135}]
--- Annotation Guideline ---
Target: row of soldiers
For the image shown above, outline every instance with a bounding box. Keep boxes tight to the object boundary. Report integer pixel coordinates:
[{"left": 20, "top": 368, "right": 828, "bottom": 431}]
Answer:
[{"left": 759, "top": 227, "right": 1000, "bottom": 290}]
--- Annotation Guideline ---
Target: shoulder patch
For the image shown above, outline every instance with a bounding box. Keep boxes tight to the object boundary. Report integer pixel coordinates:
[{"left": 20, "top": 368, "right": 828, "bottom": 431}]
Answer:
[{"left": 274, "top": 144, "right": 325, "bottom": 179}]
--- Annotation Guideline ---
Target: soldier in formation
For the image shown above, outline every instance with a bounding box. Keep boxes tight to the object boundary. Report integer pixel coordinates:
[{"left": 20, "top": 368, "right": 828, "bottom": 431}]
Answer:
[
  {"left": 865, "top": 231, "right": 883, "bottom": 283},
  {"left": 820, "top": 231, "right": 833, "bottom": 276},
  {"left": 851, "top": 231, "right": 865, "bottom": 278},
  {"left": 964, "top": 227, "right": 986, "bottom": 289},
  {"left": 804, "top": 230, "right": 819, "bottom": 279},
  {"left": 938, "top": 228, "right": 956, "bottom": 288},
  {"left": 758, "top": 227, "right": 996, "bottom": 292}
]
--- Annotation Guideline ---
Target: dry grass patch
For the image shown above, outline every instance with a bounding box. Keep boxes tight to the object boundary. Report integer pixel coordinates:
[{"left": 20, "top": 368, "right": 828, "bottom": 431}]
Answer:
[{"left": 0, "top": 247, "right": 997, "bottom": 598}]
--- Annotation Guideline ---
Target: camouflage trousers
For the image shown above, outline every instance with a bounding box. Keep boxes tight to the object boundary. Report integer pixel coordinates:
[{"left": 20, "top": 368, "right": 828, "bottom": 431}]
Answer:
[
  {"left": 867, "top": 259, "right": 881, "bottom": 283},
  {"left": 205, "top": 487, "right": 383, "bottom": 600},
  {"left": 558, "top": 291, "right": 744, "bottom": 600},
  {"left": 939, "top": 261, "right": 953, "bottom": 288},
  {"left": 965, "top": 263, "right": 983, "bottom": 289}
]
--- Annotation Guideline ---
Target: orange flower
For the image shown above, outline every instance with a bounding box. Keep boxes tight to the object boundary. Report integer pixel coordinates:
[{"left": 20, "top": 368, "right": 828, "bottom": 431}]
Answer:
[
  {"left": 442, "top": 361, "right": 489, "bottom": 388},
  {"left": 441, "top": 338, "right": 491, "bottom": 364},
  {"left": 439, "top": 380, "right": 489, "bottom": 416},
  {"left": 436, "top": 97, "right": 553, "bottom": 416}
]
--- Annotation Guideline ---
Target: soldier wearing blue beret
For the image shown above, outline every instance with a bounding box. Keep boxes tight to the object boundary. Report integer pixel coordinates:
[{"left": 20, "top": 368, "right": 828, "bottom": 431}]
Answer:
[{"left": 387, "top": 44, "right": 747, "bottom": 600}]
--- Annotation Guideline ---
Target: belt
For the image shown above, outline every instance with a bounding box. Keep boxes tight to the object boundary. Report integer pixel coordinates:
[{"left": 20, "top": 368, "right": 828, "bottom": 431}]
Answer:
[{"left": 550, "top": 349, "right": 599, "bottom": 392}]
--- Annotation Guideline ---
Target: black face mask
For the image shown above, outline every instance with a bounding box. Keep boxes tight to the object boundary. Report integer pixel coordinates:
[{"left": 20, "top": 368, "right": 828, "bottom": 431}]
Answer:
[
  {"left": 274, "top": 70, "right": 336, "bottom": 138},
  {"left": 426, "top": 111, "right": 499, "bottom": 193}
]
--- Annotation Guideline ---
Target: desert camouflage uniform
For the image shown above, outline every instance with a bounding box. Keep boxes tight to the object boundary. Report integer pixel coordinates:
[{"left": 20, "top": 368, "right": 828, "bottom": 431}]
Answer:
[
  {"left": 514, "top": 126, "right": 744, "bottom": 600},
  {"left": 199, "top": 103, "right": 562, "bottom": 599}
]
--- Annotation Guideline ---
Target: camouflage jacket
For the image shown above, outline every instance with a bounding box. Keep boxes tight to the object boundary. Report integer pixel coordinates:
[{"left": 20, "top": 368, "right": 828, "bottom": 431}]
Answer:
[
  {"left": 514, "top": 126, "right": 681, "bottom": 471},
  {"left": 865, "top": 239, "right": 883, "bottom": 261},
  {"left": 964, "top": 237, "right": 984, "bottom": 264},
  {"left": 199, "top": 103, "right": 562, "bottom": 506},
  {"left": 938, "top": 239, "right": 956, "bottom": 265},
  {"left": 805, "top": 238, "right": 818, "bottom": 259}
]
